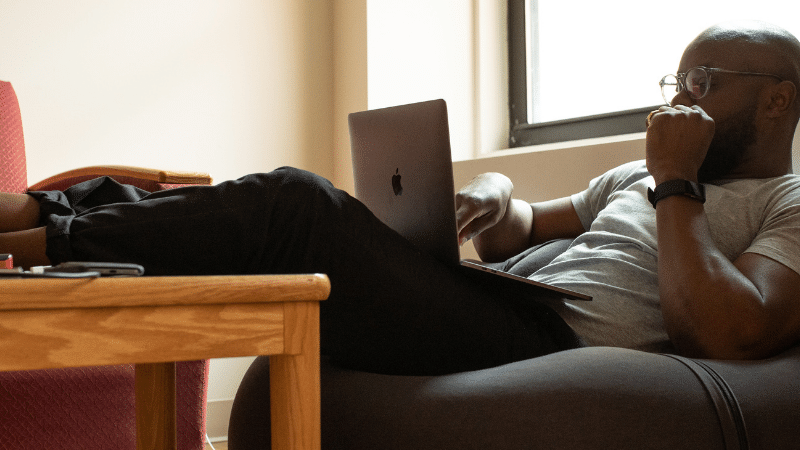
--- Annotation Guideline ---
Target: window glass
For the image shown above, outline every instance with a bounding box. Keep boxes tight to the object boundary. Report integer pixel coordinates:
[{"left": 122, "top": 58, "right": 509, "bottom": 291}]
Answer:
[{"left": 527, "top": 1, "right": 800, "bottom": 124}]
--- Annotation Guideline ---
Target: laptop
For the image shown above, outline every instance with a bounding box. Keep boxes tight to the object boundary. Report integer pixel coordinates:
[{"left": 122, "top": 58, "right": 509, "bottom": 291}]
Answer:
[{"left": 348, "top": 99, "right": 591, "bottom": 301}]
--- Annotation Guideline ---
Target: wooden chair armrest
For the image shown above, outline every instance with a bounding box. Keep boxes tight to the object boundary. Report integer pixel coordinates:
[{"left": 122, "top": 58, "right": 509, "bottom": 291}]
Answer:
[{"left": 29, "top": 166, "right": 213, "bottom": 191}]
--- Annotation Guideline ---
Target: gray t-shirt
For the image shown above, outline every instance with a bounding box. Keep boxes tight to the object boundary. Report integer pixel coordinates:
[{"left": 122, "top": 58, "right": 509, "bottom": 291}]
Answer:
[{"left": 533, "top": 160, "right": 800, "bottom": 353}]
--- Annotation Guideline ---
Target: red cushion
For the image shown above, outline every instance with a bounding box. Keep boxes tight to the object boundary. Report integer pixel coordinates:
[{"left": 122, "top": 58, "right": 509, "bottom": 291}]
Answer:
[
  {"left": 0, "top": 361, "right": 208, "bottom": 450},
  {"left": 0, "top": 80, "right": 28, "bottom": 194}
]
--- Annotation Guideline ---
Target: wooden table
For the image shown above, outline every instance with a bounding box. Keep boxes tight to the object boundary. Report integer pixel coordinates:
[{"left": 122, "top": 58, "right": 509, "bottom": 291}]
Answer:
[{"left": 0, "top": 274, "right": 330, "bottom": 450}]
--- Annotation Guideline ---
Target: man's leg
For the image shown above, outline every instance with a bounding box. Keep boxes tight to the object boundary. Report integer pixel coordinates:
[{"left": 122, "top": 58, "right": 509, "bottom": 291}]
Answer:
[{"left": 65, "top": 167, "right": 581, "bottom": 375}]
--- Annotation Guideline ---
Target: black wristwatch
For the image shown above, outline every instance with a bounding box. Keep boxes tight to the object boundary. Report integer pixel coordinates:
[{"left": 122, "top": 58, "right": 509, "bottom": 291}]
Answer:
[{"left": 647, "top": 179, "right": 706, "bottom": 208}]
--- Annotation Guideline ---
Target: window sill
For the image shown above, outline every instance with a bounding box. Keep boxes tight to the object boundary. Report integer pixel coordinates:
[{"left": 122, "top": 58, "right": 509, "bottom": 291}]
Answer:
[{"left": 478, "top": 131, "right": 646, "bottom": 160}]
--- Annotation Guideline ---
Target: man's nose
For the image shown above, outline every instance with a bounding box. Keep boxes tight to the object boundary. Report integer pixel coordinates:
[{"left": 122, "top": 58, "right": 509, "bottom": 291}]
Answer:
[{"left": 670, "top": 88, "right": 694, "bottom": 107}]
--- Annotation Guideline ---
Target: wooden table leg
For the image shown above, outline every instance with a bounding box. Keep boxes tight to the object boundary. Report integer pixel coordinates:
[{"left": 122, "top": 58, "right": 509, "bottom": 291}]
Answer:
[
  {"left": 136, "top": 362, "right": 177, "bottom": 450},
  {"left": 270, "top": 302, "right": 321, "bottom": 450}
]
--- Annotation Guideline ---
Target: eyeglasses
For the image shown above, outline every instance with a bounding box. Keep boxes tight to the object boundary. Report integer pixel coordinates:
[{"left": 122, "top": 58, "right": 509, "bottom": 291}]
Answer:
[{"left": 659, "top": 66, "right": 783, "bottom": 105}]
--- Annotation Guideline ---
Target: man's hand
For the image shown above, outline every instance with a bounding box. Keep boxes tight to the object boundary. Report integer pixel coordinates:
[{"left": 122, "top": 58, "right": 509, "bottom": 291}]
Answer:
[
  {"left": 455, "top": 172, "right": 515, "bottom": 247},
  {"left": 645, "top": 105, "right": 715, "bottom": 184},
  {"left": 455, "top": 173, "right": 584, "bottom": 263},
  {"left": 456, "top": 173, "right": 534, "bottom": 263}
]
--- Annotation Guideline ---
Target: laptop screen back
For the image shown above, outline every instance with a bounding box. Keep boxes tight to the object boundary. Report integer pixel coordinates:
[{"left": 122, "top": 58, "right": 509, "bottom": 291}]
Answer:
[{"left": 348, "top": 99, "right": 460, "bottom": 265}]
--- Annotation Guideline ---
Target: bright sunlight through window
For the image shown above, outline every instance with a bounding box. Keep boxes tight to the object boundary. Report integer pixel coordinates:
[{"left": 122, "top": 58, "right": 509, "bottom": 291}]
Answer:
[{"left": 528, "top": 0, "right": 800, "bottom": 124}]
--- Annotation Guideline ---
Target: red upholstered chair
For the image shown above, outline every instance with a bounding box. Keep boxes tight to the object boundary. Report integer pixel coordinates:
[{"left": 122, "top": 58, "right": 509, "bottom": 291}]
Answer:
[{"left": 0, "top": 79, "right": 212, "bottom": 450}]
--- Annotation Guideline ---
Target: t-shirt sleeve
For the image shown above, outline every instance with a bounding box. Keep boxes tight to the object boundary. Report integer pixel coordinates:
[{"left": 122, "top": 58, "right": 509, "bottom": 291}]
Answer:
[
  {"left": 571, "top": 160, "right": 648, "bottom": 231},
  {"left": 745, "top": 190, "right": 800, "bottom": 276}
]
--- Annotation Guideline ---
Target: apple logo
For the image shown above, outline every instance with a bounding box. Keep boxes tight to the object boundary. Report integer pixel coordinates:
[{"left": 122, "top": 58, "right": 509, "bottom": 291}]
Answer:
[{"left": 392, "top": 168, "right": 403, "bottom": 196}]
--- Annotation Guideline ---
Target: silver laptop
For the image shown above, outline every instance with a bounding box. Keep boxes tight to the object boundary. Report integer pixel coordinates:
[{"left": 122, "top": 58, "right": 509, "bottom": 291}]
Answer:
[{"left": 348, "top": 99, "right": 590, "bottom": 301}]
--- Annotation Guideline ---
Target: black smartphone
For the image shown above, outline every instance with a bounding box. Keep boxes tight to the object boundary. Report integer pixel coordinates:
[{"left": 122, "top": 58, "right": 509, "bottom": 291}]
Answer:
[{"left": 47, "top": 262, "right": 145, "bottom": 277}]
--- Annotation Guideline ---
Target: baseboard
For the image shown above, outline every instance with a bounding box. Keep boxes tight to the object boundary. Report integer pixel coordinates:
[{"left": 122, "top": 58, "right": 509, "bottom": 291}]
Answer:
[{"left": 206, "top": 398, "right": 235, "bottom": 441}]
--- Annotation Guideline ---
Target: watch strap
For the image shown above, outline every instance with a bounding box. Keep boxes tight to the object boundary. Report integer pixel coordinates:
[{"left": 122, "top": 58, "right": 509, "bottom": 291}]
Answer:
[{"left": 647, "top": 179, "right": 706, "bottom": 208}]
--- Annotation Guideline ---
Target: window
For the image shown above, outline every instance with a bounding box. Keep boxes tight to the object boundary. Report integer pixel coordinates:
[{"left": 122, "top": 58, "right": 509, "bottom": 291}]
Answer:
[{"left": 508, "top": 0, "right": 800, "bottom": 147}]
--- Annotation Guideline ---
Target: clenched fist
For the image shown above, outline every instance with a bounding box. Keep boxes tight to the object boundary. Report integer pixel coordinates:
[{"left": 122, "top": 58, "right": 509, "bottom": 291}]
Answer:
[{"left": 646, "top": 105, "right": 716, "bottom": 185}]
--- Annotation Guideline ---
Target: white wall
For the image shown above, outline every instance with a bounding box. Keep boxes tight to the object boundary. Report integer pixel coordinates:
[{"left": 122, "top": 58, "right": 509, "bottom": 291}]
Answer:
[
  {"left": 363, "top": 0, "right": 508, "bottom": 165},
  {"left": 204, "top": 356, "right": 258, "bottom": 440},
  {"left": 367, "top": 0, "right": 475, "bottom": 161},
  {"left": 331, "top": 0, "right": 368, "bottom": 194},
  {"left": 0, "top": 0, "right": 334, "bottom": 185}
]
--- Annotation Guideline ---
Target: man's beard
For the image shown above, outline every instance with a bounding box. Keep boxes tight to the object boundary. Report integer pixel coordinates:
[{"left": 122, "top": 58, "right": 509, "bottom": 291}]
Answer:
[{"left": 697, "top": 105, "right": 758, "bottom": 183}]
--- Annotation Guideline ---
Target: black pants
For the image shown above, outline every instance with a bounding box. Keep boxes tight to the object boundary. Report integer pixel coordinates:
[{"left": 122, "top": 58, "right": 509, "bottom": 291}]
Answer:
[{"left": 54, "top": 167, "right": 582, "bottom": 375}]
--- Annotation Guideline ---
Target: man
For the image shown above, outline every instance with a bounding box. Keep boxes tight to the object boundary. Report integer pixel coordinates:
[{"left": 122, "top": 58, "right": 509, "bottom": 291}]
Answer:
[
  {"left": 3, "top": 21, "right": 800, "bottom": 375},
  {"left": 457, "top": 20, "right": 800, "bottom": 360}
]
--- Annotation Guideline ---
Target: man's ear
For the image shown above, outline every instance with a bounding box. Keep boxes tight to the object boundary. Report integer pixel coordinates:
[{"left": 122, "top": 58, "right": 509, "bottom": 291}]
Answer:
[{"left": 763, "top": 80, "right": 797, "bottom": 118}]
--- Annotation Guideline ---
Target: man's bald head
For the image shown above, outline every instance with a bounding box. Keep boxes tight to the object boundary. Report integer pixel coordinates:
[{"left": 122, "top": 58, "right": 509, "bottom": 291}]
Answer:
[{"left": 688, "top": 21, "right": 800, "bottom": 114}]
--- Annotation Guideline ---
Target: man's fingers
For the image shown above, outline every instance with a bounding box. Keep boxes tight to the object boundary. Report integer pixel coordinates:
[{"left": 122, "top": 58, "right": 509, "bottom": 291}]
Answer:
[
  {"left": 455, "top": 205, "right": 480, "bottom": 235},
  {"left": 457, "top": 212, "right": 494, "bottom": 245},
  {"left": 691, "top": 105, "right": 714, "bottom": 121},
  {"left": 646, "top": 105, "right": 679, "bottom": 128}
]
